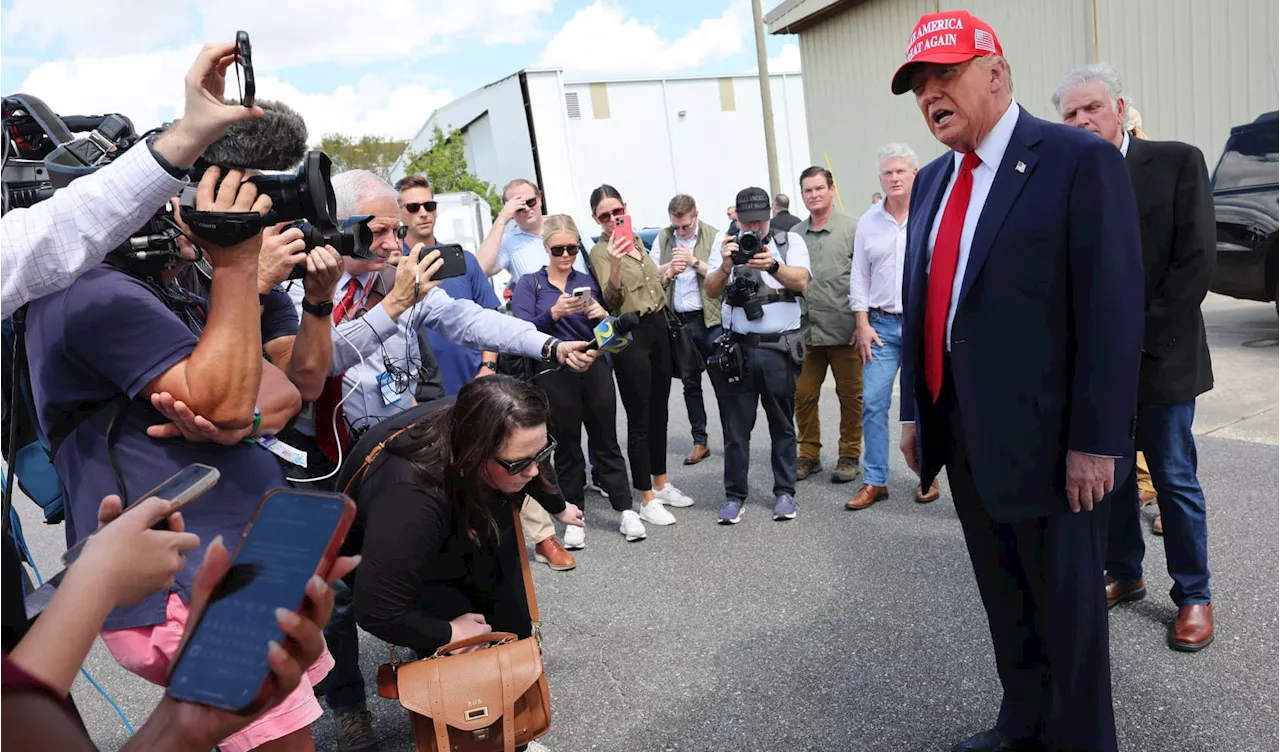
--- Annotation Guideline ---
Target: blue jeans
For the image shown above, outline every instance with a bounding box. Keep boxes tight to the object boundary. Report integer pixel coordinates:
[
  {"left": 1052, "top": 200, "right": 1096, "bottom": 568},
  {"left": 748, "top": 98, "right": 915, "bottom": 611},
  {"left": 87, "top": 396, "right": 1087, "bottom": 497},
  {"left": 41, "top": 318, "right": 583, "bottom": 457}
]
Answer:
[
  {"left": 1105, "top": 400, "right": 1211, "bottom": 605},
  {"left": 860, "top": 312, "right": 902, "bottom": 487},
  {"left": 317, "top": 578, "right": 367, "bottom": 711},
  {"left": 677, "top": 312, "right": 724, "bottom": 446}
]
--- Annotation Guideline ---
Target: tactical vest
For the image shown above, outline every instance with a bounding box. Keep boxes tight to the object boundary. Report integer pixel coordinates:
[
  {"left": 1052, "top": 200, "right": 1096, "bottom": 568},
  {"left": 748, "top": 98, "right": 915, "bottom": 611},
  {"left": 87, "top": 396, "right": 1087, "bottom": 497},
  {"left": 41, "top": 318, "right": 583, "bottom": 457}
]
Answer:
[{"left": 657, "top": 222, "right": 722, "bottom": 328}]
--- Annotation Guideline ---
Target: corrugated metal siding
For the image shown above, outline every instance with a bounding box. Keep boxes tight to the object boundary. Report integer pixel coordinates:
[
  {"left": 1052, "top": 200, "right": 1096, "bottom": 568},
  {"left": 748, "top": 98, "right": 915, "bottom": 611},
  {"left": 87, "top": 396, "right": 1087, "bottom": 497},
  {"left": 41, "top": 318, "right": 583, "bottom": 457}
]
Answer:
[
  {"left": 792, "top": 0, "right": 1279, "bottom": 202},
  {"left": 1097, "top": 0, "right": 1279, "bottom": 164}
]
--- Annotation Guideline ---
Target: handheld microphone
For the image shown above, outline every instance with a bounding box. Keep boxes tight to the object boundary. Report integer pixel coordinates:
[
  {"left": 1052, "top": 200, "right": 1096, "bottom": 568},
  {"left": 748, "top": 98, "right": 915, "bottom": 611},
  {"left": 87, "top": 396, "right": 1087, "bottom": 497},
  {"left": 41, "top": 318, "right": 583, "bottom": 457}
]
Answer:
[{"left": 590, "top": 311, "right": 641, "bottom": 354}]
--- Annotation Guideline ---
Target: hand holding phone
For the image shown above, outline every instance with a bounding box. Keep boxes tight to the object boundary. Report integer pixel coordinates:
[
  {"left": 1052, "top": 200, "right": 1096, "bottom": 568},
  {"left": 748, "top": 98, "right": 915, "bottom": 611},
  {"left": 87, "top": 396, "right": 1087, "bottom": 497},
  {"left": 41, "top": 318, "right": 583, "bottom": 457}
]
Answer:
[
  {"left": 235, "top": 31, "right": 255, "bottom": 108},
  {"left": 166, "top": 490, "right": 356, "bottom": 714},
  {"left": 429, "top": 243, "right": 468, "bottom": 282},
  {"left": 613, "top": 214, "right": 634, "bottom": 251},
  {"left": 572, "top": 286, "right": 593, "bottom": 307}
]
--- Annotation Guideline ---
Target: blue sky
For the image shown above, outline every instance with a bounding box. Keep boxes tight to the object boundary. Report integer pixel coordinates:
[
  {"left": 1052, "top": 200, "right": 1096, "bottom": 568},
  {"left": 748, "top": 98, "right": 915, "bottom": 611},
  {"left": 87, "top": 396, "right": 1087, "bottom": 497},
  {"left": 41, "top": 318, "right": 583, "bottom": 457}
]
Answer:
[{"left": 0, "top": 0, "right": 800, "bottom": 141}]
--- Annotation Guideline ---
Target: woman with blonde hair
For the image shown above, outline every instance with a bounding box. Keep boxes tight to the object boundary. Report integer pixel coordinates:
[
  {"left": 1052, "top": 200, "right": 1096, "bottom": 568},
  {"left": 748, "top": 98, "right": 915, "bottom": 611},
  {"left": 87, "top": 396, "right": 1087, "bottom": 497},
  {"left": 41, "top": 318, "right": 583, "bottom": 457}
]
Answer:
[{"left": 511, "top": 215, "right": 651, "bottom": 544}]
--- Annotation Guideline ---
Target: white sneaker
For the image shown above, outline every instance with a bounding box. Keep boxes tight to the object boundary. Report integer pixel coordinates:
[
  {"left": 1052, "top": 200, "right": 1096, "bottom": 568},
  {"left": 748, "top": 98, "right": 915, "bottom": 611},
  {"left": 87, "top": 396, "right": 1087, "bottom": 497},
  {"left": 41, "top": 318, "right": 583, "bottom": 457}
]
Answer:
[
  {"left": 563, "top": 524, "right": 585, "bottom": 550},
  {"left": 653, "top": 482, "right": 694, "bottom": 508},
  {"left": 638, "top": 499, "right": 677, "bottom": 526},
  {"left": 619, "top": 510, "right": 647, "bottom": 541}
]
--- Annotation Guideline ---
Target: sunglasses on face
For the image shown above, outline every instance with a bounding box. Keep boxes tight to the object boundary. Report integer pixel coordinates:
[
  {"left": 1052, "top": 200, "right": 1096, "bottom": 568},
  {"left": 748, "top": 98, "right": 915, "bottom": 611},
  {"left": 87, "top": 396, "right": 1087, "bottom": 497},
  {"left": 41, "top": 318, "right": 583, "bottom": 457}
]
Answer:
[
  {"left": 673, "top": 220, "right": 696, "bottom": 233},
  {"left": 549, "top": 244, "right": 579, "bottom": 257},
  {"left": 403, "top": 201, "right": 438, "bottom": 214},
  {"left": 511, "top": 196, "right": 538, "bottom": 210},
  {"left": 493, "top": 437, "right": 557, "bottom": 475},
  {"left": 596, "top": 207, "right": 625, "bottom": 224}
]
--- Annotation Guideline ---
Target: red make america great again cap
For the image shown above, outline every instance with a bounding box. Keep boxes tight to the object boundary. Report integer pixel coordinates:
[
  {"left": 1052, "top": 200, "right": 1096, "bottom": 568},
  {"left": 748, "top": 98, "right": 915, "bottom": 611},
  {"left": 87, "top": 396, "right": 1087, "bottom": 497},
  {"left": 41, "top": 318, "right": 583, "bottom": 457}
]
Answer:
[{"left": 890, "top": 10, "right": 1003, "bottom": 95}]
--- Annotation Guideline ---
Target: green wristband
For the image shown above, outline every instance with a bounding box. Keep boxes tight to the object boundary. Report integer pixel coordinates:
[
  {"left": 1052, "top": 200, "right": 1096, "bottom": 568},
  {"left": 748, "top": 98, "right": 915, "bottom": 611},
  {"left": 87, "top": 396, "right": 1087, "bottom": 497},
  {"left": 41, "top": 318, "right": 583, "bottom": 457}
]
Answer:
[{"left": 251, "top": 406, "right": 262, "bottom": 435}]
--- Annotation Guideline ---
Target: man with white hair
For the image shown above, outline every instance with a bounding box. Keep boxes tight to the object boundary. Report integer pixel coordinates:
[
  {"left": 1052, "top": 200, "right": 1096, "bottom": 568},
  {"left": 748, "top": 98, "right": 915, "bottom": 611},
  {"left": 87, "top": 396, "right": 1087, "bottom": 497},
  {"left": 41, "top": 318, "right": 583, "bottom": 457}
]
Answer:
[
  {"left": 846, "top": 143, "right": 940, "bottom": 510},
  {"left": 1054, "top": 62, "right": 1217, "bottom": 653}
]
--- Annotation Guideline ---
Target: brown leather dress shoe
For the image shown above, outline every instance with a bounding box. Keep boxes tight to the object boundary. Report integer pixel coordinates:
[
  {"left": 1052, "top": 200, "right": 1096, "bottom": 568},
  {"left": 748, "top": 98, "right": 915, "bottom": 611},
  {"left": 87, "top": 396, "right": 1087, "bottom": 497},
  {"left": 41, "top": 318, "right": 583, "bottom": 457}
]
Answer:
[
  {"left": 916, "top": 480, "right": 941, "bottom": 503},
  {"left": 1171, "top": 603, "right": 1214, "bottom": 651},
  {"left": 534, "top": 538, "right": 576, "bottom": 571},
  {"left": 683, "top": 444, "right": 711, "bottom": 465},
  {"left": 845, "top": 484, "right": 888, "bottom": 510},
  {"left": 1153, "top": 511, "right": 1163, "bottom": 535},
  {"left": 1139, "top": 489, "right": 1157, "bottom": 507},
  {"left": 796, "top": 456, "right": 823, "bottom": 481},
  {"left": 1105, "top": 576, "right": 1146, "bottom": 608}
]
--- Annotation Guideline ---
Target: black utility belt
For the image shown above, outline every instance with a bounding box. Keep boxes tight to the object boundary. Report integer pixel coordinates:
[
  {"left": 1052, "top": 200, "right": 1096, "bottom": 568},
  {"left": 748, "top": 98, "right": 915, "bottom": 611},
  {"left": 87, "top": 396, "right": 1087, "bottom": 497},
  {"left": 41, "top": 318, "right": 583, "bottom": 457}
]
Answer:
[
  {"left": 761, "top": 290, "right": 802, "bottom": 304},
  {"left": 728, "top": 329, "right": 803, "bottom": 347}
]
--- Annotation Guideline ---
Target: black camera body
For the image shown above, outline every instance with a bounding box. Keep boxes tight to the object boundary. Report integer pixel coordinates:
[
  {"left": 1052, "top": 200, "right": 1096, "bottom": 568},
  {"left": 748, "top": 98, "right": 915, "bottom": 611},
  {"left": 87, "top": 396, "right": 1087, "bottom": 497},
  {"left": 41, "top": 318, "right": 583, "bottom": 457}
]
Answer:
[
  {"left": 725, "top": 271, "right": 765, "bottom": 321},
  {"left": 284, "top": 215, "right": 376, "bottom": 280},
  {"left": 706, "top": 334, "right": 745, "bottom": 383},
  {"left": 731, "top": 230, "right": 762, "bottom": 266}
]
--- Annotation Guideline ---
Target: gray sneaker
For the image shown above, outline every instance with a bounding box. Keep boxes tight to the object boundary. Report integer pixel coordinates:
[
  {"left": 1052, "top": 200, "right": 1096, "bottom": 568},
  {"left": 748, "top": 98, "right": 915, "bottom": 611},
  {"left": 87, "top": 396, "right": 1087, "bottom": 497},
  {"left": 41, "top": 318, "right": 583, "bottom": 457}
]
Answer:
[
  {"left": 334, "top": 708, "right": 379, "bottom": 752},
  {"left": 773, "top": 494, "right": 797, "bottom": 520},
  {"left": 718, "top": 499, "right": 745, "bottom": 525}
]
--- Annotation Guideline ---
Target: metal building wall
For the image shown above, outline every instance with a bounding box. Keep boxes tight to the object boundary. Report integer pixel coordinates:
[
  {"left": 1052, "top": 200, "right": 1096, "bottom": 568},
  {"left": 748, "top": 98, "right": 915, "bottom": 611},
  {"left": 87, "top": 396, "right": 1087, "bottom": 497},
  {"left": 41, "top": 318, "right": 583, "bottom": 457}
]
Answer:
[{"left": 781, "top": 0, "right": 1278, "bottom": 205}]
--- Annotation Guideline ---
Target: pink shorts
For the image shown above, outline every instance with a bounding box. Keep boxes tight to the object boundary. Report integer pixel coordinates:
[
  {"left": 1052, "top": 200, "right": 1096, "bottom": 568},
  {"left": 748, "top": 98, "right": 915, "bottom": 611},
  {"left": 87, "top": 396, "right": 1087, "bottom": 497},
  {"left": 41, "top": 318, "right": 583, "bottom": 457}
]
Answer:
[{"left": 101, "top": 593, "right": 335, "bottom": 752}]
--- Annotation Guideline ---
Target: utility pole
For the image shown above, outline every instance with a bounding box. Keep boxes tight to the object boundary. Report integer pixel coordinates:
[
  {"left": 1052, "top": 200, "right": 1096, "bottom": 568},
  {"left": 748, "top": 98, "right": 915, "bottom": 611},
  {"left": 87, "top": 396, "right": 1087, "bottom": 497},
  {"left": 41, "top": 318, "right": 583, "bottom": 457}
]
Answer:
[{"left": 752, "top": 0, "right": 781, "bottom": 197}]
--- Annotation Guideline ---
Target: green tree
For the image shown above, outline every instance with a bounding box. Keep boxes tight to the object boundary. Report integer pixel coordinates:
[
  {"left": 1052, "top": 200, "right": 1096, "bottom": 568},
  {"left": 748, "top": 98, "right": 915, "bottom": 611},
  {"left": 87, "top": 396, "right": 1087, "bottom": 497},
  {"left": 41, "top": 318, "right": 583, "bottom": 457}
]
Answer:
[
  {"left": 316, "top": 133, "right": 409, "bottom": 182},
  {"left": 401, "top": 126, "right": 503, "bottom": 217}
]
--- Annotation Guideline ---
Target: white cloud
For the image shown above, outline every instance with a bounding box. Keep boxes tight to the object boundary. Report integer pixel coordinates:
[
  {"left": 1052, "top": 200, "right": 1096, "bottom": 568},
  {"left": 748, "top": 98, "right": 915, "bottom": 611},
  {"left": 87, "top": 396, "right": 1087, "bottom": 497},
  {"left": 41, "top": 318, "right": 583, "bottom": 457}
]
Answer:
[
  {"left": 2, "top": 0, "right": 554, "bottom": 66},
  {"left": 767, "top": 42, "right": 801, "bottom": 73},
  {"left": 535, "top": 0, "right": 751, "bottom": 76},
  {"left": 14, "top": 48, "right": 454, "bottom": 142}
]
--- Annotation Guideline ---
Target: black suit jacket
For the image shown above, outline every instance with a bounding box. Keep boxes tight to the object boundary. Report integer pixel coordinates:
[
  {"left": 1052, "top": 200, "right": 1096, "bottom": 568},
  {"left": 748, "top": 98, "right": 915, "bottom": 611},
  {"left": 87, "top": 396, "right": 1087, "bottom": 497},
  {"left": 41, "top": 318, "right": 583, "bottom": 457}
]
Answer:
[
  {"left": 1125, "top": 137, "right": 1216, "bottom": 404},
  {"left": 900, "top": 107, "right": 1144, "bottom": 523},
  {"left": 770, "top": 211, "right": 801, "bottom": 233}
]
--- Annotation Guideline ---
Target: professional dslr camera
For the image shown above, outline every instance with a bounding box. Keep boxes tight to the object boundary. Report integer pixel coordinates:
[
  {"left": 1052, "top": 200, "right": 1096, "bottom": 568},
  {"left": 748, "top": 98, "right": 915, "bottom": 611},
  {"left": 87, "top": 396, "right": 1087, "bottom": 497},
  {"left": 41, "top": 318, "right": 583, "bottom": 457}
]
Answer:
[
  {"left": 706, "top": 333, "right": 745, "bottom": 383},
  {"left": 724, "top": 270, "right": 764, "bottom": 321},
  {"left": 730, "top": 230, "right": 763, "bottom": 266}
]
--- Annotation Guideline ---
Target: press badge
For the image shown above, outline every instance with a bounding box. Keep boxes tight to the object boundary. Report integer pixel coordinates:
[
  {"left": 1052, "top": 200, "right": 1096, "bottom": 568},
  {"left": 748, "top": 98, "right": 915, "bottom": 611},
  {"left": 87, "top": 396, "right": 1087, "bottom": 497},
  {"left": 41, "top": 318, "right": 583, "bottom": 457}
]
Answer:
[
  {"left": 378, "top": 372, "right": 406, "bottom": 407},
  {"left": 256, "top": 435, "right": 308, "bottom": 468}
]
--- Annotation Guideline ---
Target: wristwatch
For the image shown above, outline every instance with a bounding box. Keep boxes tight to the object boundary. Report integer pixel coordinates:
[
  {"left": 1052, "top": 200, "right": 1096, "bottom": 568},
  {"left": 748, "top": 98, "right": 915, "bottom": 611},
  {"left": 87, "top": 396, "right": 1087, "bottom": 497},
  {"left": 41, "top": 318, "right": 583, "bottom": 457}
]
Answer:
[
  {"left": 481, "top": 360, "right": 499, "bottom": 371},
  {"left": 302, "top": 298, "right": 334, "bottom": 318},
  {"left": 691, "top": 258, "right": 701, "bottom": 272},
  {"left": 768, "top": 259, "right": 781, "bottom": 275},
  {"left": 541, "top": 337, "right": 562, "bottom": 363}
]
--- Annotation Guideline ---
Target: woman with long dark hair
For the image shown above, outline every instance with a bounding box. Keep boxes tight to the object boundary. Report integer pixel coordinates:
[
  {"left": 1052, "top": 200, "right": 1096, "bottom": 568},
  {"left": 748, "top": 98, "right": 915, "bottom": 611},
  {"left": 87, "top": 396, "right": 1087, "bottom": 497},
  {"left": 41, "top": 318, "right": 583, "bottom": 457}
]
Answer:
[
  {"left": 348, "top": 377, "right": 585, "bottom": 656},
  {"left": 512, "top": 215, "right": 656, "bottom": 545},
  {"left": 587, "top": 185, "right": 695, "bottom": 515}
]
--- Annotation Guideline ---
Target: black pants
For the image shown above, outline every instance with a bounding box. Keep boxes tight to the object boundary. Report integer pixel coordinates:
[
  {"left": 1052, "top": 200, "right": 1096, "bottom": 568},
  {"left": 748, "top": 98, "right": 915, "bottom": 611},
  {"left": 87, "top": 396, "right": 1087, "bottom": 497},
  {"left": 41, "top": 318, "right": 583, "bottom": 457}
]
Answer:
[
  {"left": 677, "top": 311, "right": 724, "bottom": 447},
  {"left": 612, "top": 311, "right": 671, "bottom": 491},
  {"left": 941, "top": 371, "right": 1116, "bottom": 752},
  {"left": 721, "top": 344, "right": 800, "bottom": 502},
  {"left": 535, "top": 359, "right": 632, "bottom": 513}
]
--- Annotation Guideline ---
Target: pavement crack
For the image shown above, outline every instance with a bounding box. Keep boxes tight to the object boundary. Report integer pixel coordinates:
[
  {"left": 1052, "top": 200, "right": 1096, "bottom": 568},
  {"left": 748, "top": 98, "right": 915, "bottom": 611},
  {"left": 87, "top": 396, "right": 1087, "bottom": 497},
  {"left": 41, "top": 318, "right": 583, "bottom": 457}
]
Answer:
[
  {"left": 597, "top": 641, "right": 627, "bottom": 701},
  {"left": 1200, "top": 404, "right": 1278, "bottom": 437}
]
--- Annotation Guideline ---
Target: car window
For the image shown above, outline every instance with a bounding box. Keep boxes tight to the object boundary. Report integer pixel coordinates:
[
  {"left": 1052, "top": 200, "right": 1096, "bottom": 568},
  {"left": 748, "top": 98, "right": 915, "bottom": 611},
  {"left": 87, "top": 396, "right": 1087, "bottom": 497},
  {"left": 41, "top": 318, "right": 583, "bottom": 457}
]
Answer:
[{"left": 1213, "top": 123, "right": 1279, "bottom": 191}]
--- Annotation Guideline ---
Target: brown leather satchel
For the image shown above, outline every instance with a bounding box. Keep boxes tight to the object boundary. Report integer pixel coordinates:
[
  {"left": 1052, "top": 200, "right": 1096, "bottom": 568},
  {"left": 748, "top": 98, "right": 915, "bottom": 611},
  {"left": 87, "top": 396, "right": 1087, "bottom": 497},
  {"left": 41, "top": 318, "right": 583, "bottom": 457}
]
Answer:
[{"left": 375, "top": 503, "right": 551, "bottom": 752}]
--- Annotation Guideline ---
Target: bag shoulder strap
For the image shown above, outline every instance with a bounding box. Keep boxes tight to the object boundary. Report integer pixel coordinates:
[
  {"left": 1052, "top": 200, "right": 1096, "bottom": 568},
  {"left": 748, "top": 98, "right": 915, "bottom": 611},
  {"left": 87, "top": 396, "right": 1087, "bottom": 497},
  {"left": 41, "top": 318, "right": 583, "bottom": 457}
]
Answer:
[
  {"left": 341, "top": 424, "right": 414, "bottom": 497},
  {"left": 510, "top": 502, "right": 541, "bottom": 641}
]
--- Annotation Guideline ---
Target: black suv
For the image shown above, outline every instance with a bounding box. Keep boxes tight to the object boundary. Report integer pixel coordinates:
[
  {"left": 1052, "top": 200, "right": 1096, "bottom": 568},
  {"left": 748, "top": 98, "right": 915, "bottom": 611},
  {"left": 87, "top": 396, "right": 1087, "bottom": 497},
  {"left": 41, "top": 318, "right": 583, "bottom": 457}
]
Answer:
[{"left": 1208, "top": 111, "right": 1278, "bottom": 308}]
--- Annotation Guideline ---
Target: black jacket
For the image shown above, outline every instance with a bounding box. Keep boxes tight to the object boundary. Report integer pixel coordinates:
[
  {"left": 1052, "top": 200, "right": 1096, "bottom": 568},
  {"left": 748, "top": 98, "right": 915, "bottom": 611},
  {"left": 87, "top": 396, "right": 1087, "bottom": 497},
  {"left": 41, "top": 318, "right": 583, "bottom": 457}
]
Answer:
[
  {"left": 770, "top": 210, "right": 801, "bottom": 233},
  {"left": 1125, "top": 137, "right": 1216, "bottom": 404}
]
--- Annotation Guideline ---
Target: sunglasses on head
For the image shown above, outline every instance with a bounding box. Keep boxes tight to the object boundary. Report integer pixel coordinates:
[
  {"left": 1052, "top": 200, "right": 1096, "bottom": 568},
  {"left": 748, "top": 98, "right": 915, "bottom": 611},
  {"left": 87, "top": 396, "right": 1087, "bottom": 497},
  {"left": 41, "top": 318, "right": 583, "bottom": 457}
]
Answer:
[
  {"left": 403, "top": 201, "right": 438, "bottom": 214},
  {"left": 596, "top": 207, "right": 625, "bottom": 224},
  {"left": 493, "top": 437, "right": 557, "bottom": 475},
  {"left": 549, "top": 244, "right": 579, "bottom": 257}
]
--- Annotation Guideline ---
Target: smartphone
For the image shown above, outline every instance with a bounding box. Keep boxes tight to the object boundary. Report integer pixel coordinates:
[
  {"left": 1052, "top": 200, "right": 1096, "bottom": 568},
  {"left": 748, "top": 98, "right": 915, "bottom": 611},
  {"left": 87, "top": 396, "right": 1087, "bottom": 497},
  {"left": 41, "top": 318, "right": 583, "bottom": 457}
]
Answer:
[
  {"left": 613, "top": 215, "right": 634, "bottom": 249},
  {"left": 235, "top": 31, "right": 255, "bottom": 108},
  {"left": 573, "top": 286, "right": 592, "bottom": 306},
  {"left": 428, "top": 243, "right": 468, "bottom": 282},
  {"left": 166, "top": 489, "right": 355, "bottom": 714},
  {"left": 62, "top": 463, "right": 221, "bottom": 566}
]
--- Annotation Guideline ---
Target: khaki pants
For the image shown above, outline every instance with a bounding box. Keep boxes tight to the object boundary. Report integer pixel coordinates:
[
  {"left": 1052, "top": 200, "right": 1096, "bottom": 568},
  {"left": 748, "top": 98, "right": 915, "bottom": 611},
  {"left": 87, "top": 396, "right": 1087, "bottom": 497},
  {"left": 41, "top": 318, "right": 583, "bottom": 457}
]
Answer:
[
  {"left": 1135, "top": 451, "right": 1155, "bottom": 495},
  {"left": 795, "top": 344, "right": 863, "bottom": 462},
  {"left": 520, "top": 496, "right": 556, "bottom": 544}
]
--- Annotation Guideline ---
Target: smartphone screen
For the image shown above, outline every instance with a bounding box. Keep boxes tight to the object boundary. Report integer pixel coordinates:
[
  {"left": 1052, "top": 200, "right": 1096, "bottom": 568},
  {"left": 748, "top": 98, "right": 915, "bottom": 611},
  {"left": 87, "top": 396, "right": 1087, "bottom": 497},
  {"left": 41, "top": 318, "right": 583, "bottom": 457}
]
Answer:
[
  {"left": 167, "top": 490, "right": 353, "bottom": 712},
  {"left": 62, "top": 463, "right": 220, "bottom": 566}
]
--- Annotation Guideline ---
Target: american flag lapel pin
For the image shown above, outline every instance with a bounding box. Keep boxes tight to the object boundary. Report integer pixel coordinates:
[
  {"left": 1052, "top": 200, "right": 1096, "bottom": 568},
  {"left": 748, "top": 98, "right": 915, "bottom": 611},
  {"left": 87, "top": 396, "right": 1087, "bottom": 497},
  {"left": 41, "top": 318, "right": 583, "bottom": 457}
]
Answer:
[{"left": 1015, "top": 161, "right": 1026, "bottom": 173}]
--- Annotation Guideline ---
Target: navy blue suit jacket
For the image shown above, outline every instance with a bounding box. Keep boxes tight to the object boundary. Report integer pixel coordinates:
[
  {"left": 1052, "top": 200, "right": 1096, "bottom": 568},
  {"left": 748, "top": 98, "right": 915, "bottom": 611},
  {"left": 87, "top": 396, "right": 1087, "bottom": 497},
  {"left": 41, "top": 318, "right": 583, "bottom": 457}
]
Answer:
[{"left": 900, "top": 107, "right": 1144, "bottom": 522}]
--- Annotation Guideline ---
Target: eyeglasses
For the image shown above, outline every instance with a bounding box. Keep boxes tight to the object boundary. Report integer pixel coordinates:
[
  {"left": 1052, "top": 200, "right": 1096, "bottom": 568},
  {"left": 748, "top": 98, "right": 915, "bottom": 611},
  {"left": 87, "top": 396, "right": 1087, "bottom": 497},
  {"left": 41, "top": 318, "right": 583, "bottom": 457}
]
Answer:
[
  {"left": 673, "top": 219, "right": 697, "bottom": 234},
  {"left": 403, "top": 201, "right": 438, "bottom": 214},
  {"left": 493, "top": 437, "right": 557, "bottom": 475},
  {"left": 596, "top": 206, "right": 625, "bottom": 224},
  {"left": 517, "top": 196, "right": 539, "bottom": 209},
  {"left": 549, "top": 244, "right": 579, "bottom": 257}
]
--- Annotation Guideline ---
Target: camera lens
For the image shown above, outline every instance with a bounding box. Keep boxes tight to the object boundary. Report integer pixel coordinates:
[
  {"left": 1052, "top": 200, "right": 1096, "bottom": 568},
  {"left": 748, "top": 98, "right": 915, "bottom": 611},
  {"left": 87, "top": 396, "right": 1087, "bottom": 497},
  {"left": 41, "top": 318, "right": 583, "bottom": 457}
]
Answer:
[{"left": 739, "top": 233, "right": 760, "bottom": 254}]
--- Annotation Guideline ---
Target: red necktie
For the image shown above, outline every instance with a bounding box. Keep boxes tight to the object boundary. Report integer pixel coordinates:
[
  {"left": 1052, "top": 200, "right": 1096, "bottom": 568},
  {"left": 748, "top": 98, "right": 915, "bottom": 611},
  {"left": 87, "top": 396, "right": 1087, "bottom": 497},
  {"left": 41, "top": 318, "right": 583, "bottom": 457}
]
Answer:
[
  {"left": 314, "top": 278, "right": 362, "bottom": 463},
  {"left": 924, "top": 151, "right": 982, "bottom": 403}
]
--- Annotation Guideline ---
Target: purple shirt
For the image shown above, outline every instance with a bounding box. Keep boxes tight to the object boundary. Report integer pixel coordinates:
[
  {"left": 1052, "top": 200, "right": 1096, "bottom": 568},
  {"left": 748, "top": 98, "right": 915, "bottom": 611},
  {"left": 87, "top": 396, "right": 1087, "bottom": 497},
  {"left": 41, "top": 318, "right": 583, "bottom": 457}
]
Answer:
[{"left": 511, "top": 268, "right": 600, "bottom": 343}]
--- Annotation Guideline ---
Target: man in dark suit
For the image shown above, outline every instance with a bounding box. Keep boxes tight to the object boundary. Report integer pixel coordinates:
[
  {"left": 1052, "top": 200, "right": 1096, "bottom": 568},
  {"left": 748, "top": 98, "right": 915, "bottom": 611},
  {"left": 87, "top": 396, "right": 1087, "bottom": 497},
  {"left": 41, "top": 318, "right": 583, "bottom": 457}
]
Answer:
[
  {"left": 891, "top": 11, "right": 1143, "bottom": 752},
  {"left": 771, "top": 193, "right": 802, "bottom": 233},
  {"left": 1054, "top": 63, "right": 1216, "bottom": 652}
]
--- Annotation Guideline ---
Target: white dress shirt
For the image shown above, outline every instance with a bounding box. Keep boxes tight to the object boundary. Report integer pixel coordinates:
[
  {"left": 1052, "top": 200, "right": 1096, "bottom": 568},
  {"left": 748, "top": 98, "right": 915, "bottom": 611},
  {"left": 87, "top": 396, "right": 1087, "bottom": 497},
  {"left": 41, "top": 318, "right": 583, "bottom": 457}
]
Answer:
[
  {"left": 927, "top": 98, "right": 1021, "bottom": 349},
  {"left": 1, "top": 141, "right": 187, "bottom": 319},
  {"left": 708, "top": 232, "right": 811, "bottom": 334},
  {"left": 1120, "top": 130, "right": 1130, "bottom": 157},
  {"left": 648, "top": 223, "right": 707, "bottom": 313},
  {"left": 850, "top": 202, "right": 908, "bottom": 314}
]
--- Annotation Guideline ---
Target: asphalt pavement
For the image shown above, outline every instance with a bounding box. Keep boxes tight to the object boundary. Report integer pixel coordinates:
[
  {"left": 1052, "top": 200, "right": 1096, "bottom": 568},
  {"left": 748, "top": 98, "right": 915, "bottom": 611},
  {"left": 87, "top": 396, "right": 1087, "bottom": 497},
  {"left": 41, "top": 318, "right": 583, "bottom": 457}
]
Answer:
[{"left": 12, "top": 294, "right": 1277, "bottom": 752}]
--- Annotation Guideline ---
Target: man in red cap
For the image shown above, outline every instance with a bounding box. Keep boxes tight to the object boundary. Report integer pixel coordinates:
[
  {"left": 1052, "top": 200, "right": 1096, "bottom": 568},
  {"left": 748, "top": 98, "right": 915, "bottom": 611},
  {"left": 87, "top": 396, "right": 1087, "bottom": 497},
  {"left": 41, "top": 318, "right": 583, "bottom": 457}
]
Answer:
[{"left": 892, "top": 10, "right": 1143, "bottom": 752}]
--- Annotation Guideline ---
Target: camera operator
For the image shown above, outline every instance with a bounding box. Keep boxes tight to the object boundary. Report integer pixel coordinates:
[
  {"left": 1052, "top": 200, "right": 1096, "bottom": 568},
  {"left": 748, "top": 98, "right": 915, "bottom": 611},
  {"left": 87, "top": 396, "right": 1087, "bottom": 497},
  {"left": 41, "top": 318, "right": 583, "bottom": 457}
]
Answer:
[
  {"left": 703, "top": 187, "right": 812, "bottom": 525},
  {"left": 20, "top": 168, "right": 338, "bottom": 752},
  {"left": 0, "top": 41, "right": 264, "bottom": 318}
]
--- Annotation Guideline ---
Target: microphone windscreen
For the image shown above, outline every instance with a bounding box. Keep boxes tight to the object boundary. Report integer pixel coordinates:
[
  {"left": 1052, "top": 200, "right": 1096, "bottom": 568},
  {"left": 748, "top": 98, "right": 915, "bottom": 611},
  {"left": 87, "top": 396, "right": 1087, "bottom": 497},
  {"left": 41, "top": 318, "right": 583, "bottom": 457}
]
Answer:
[{"left": 200, "top": 99, "right": 308, "bottom": 171}]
